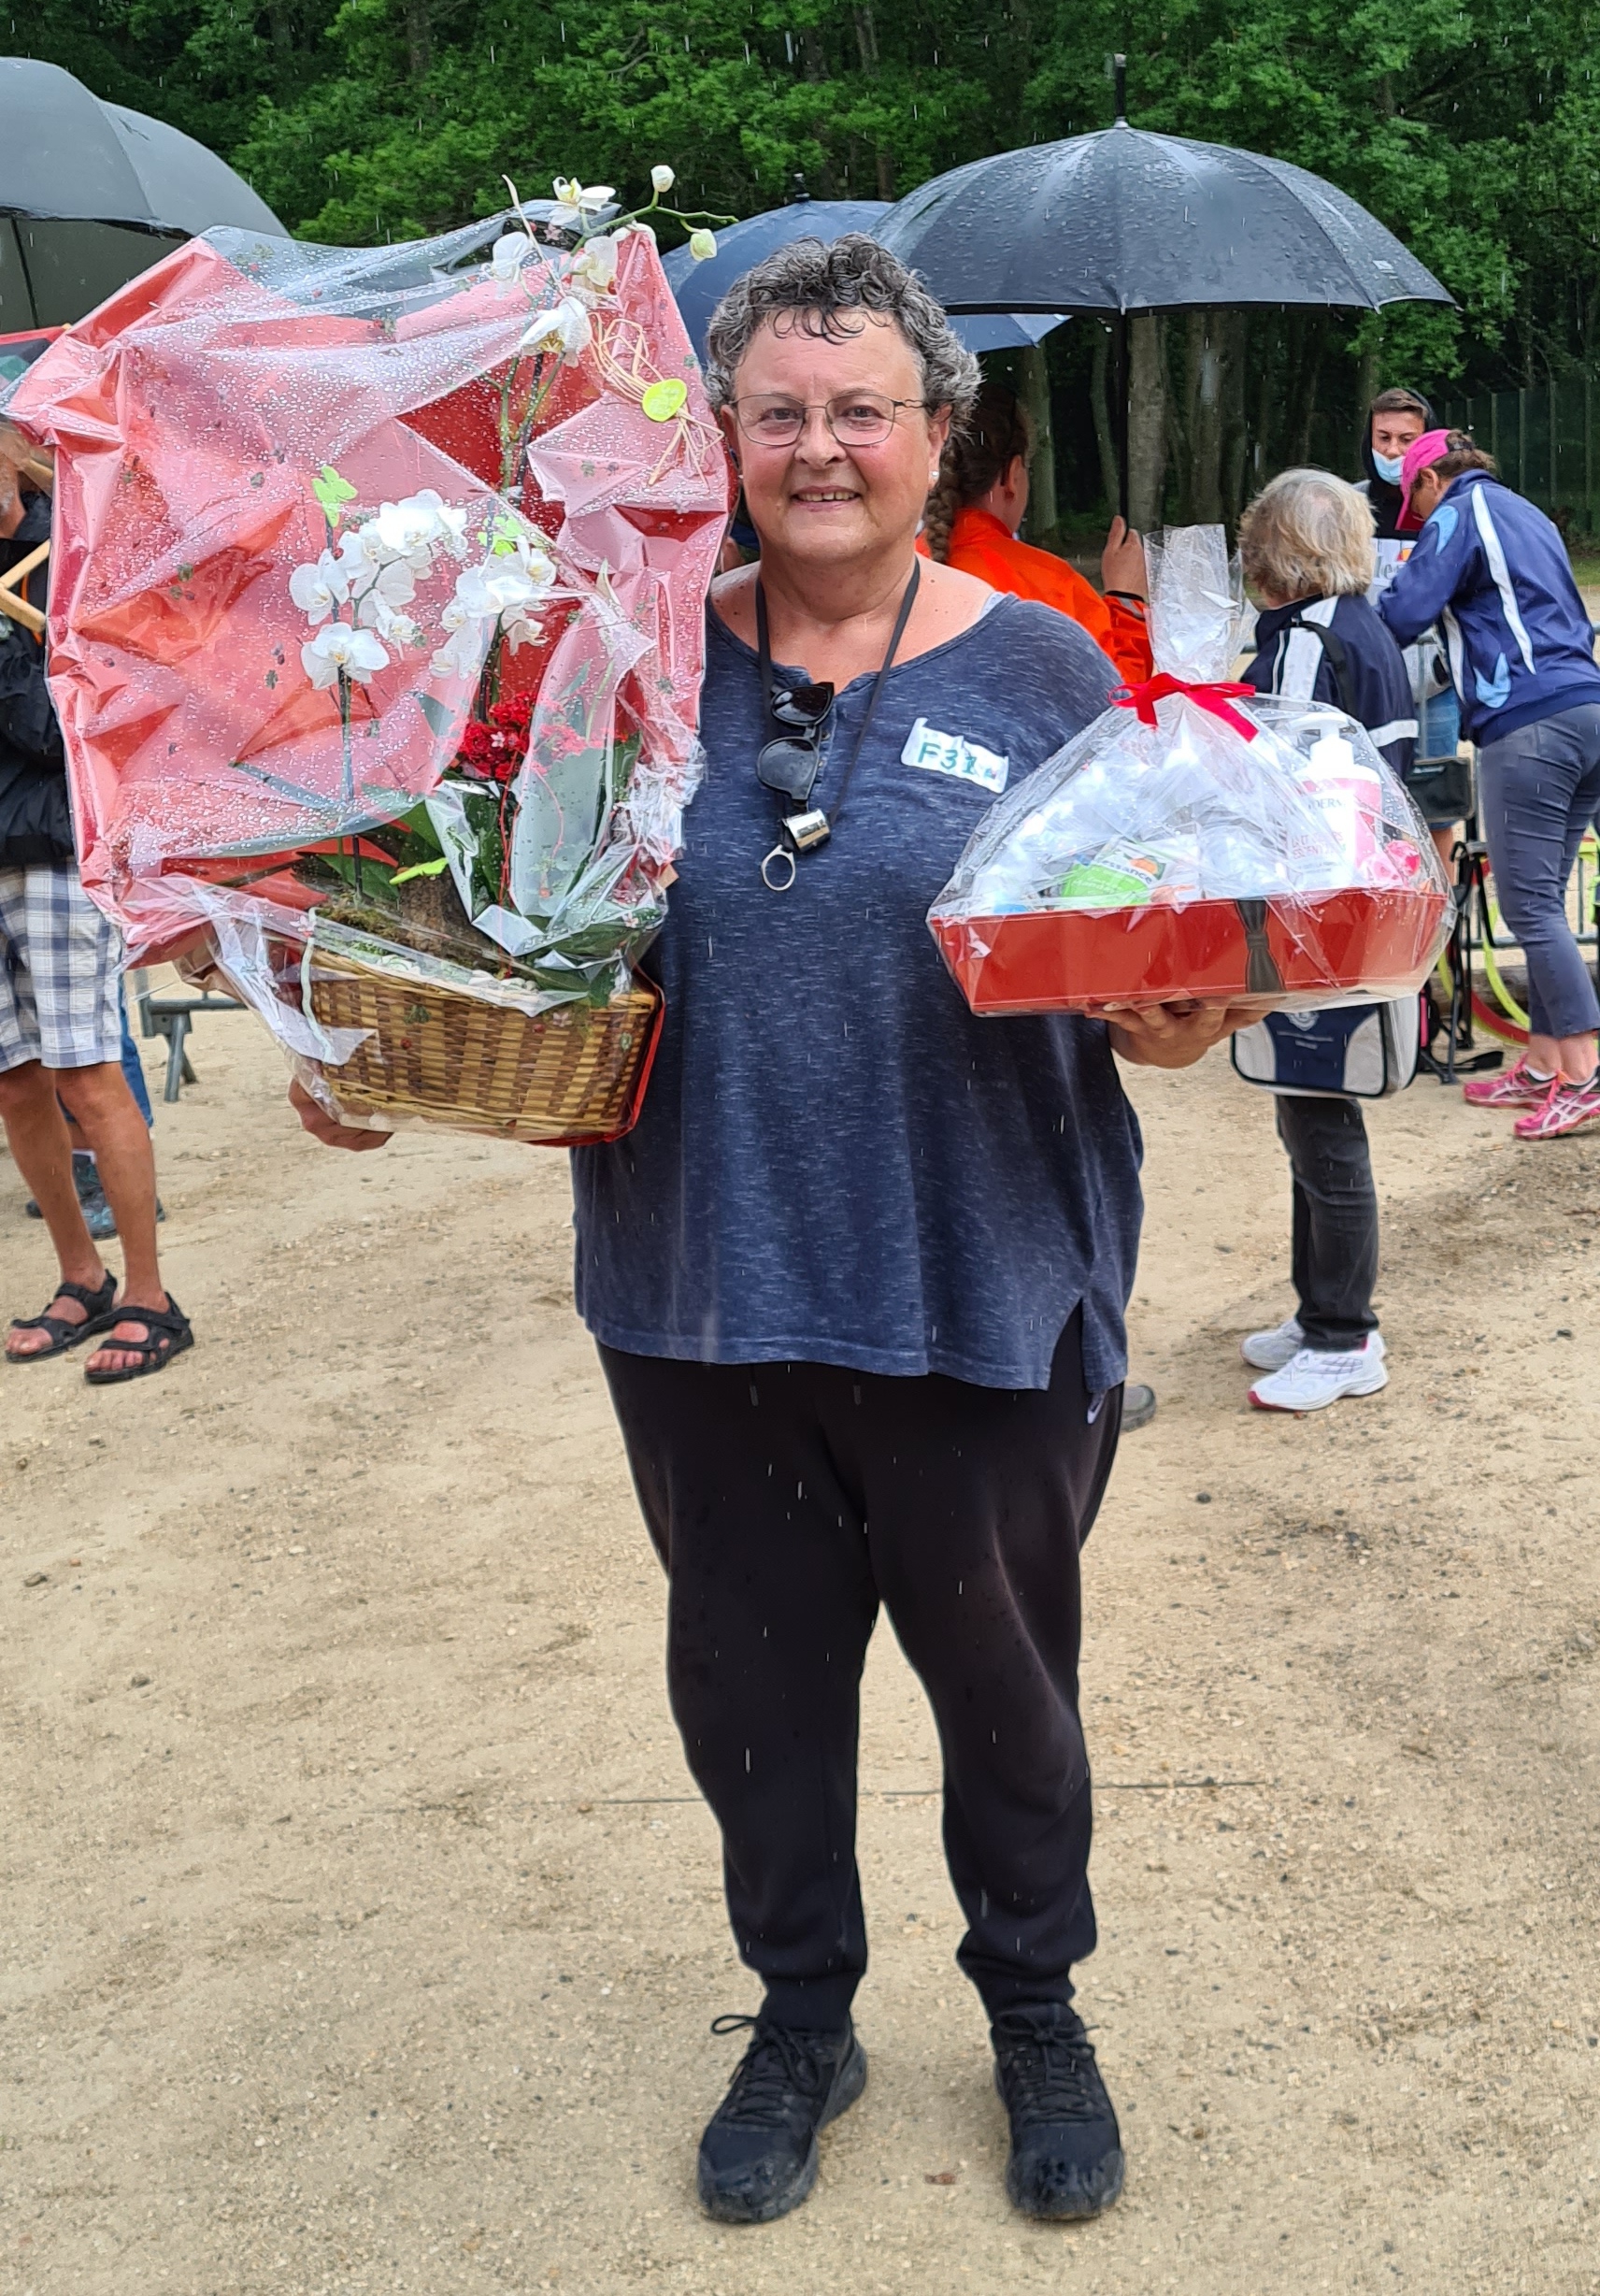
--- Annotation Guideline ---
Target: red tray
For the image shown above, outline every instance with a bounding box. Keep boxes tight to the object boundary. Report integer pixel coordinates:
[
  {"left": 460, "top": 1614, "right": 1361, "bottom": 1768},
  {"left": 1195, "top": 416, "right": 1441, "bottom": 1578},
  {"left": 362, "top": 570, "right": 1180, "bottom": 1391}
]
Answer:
[{"left": 931, "top": 887, "right": 1450, "bottom": 1014}]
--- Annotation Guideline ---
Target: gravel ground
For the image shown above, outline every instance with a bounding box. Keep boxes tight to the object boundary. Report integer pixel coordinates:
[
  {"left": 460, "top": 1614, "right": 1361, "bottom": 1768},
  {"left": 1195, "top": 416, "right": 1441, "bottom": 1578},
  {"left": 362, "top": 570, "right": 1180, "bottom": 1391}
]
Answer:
[{"left": 4, "top": 1004, "right": 1598, "bottom": 2294}]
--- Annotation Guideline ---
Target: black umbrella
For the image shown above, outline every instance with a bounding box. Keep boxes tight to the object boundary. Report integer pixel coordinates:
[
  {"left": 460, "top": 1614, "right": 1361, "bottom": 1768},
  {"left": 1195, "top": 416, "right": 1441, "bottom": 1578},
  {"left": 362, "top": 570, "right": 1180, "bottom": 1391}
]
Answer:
[
  {"left": 0, "top": 55, "right": 284, "bottom": 330},
  {"left": 661, "top": 188, "right": 1068, "bottom": 366},
  {"left": 877, "top": 57, "right": 1451, "bottom": 513}
]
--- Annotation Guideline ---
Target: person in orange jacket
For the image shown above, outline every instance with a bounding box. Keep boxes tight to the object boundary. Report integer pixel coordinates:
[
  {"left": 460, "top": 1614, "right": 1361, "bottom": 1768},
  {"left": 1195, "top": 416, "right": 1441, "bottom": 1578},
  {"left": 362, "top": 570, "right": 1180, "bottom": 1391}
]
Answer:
[
  {"left": 923, "top": 380, "right": 1155, "bottom": 1426},
  {"left": 923, "top": 381, "right": 1152, "bottom": 685}
]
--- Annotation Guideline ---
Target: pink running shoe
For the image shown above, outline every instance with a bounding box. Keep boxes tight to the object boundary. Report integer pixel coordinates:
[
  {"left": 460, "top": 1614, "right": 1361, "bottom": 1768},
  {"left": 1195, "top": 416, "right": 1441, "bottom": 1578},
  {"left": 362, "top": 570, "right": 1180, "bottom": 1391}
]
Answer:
[
  {"left": 1462, "top": 1055, "right": 1556, "bottom": 1108},
  {"left": 1513, "top": 1072, "right": 1600, "bottom": 1141}
]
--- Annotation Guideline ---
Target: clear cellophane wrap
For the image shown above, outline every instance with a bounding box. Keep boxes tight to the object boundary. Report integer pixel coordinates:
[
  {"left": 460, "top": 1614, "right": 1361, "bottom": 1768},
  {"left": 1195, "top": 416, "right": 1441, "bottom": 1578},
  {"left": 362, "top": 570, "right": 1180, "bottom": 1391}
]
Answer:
[{"left": 929, "top": 525, "right": 1450, "bottom": 1015}]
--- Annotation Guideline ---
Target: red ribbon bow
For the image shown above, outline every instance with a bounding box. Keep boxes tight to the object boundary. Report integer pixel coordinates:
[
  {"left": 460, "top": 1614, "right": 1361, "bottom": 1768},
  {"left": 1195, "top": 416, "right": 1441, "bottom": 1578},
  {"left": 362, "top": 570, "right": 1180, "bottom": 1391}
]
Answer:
[{"left": 1113, "top": 673, "right": 1260, "bottom": 742}]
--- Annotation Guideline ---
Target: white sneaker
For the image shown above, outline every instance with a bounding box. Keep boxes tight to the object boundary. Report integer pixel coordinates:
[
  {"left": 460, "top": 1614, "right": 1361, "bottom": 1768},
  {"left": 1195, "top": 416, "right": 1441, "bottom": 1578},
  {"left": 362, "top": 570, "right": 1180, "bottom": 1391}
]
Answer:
[
  {"left": 1240, "top": 1315, "right": 1306, "bottom": 1371},
  {"left": 1249, "top": 1341, "right": 1389, "bottom": 1413}
]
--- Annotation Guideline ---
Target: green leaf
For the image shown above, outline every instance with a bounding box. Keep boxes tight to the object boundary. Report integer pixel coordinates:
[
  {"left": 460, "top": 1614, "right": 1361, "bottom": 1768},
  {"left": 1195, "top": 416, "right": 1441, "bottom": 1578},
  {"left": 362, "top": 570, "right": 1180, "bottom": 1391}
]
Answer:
[
  {"left": 391, "top": 856, "right": 452, "bottom": 884},
  {"left": 312, "top": 465, "right": 359, "bottom": 528},
  {"left": 416, "top": 690, "right": 458, "bottom": 743}
]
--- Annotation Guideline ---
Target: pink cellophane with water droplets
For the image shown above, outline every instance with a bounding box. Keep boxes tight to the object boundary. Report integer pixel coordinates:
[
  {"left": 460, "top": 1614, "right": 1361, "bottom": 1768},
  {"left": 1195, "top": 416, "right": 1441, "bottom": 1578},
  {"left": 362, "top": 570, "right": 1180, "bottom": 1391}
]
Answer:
[{"left": 5, "top": 214, "right": 730, "bottom": 1135}]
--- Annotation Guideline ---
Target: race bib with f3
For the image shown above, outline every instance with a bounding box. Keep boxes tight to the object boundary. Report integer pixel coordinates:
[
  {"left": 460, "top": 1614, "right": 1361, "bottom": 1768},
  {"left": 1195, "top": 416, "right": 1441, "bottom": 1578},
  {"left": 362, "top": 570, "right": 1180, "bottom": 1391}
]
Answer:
[{"left": 901, "top": 717, "right": 1009, "bottom": 794}]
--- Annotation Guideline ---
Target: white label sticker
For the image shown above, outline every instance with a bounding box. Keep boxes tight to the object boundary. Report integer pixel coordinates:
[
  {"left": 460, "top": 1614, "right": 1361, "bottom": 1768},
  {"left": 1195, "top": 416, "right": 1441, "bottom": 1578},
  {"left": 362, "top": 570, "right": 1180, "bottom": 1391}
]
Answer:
[{"left": 901, "top": 716, "right": 1009, "bottom": 794}]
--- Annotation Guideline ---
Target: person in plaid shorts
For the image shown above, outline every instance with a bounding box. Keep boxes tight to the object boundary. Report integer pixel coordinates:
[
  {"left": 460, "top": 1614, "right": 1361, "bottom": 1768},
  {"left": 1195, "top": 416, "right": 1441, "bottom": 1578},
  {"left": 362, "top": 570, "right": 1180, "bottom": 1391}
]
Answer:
[{"left": 0, "top": 453, "right": 191, "bottom": 1381}]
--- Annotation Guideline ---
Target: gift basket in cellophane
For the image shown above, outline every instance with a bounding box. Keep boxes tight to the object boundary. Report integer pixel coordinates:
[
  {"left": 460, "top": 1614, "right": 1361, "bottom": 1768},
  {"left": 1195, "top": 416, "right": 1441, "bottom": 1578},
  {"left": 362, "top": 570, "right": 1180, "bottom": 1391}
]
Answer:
[
  {"left": 928, "top": 525, "right": 1451, "bottom": 1015},
  {"left": 2, "top": 177, "right": 730, "bottom": 1141}
]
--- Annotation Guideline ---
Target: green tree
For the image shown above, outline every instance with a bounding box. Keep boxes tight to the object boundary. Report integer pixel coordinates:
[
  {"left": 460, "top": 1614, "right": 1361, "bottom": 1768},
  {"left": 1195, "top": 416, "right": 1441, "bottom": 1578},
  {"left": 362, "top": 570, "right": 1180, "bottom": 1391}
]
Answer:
[{"left": 17, "top": 0, "right": 1600, "bottom": 511}]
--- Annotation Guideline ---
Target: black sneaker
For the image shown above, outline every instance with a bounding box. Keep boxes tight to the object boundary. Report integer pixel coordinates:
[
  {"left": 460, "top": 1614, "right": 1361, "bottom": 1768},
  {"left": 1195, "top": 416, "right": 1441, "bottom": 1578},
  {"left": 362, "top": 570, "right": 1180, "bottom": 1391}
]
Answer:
[
  {"left": 992, "top": 2002, "right": 1124, "bottom": 2220},
  {"left": 697, "top": 2013, "right": 866, "bottom": 2224}
]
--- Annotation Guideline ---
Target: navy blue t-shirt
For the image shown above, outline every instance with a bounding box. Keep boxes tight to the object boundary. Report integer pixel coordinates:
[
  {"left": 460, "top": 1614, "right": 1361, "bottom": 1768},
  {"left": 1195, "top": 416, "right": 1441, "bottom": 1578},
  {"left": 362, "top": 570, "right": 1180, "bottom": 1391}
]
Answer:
[{"left": 571, "top": 591, "right": 1143, "bottom": 1392}]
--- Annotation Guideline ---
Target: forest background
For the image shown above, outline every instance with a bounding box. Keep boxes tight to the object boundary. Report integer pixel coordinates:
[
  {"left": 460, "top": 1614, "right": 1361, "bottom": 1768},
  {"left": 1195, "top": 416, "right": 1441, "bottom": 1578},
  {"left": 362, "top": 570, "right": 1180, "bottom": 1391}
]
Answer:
[{"left": 15, "top": 0, "right": 1600, "bottom": 537}]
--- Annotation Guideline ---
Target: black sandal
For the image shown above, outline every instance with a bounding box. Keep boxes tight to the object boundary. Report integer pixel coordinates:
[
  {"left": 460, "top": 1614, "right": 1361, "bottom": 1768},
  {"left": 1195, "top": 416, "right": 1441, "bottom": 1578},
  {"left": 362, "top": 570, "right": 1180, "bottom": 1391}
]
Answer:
[
  {"left": 7, "top": 1271, "right": 117, "bottom": 1362},
  {"left": 82, "top": 1296, "right": 194, "bottom": 1385}
]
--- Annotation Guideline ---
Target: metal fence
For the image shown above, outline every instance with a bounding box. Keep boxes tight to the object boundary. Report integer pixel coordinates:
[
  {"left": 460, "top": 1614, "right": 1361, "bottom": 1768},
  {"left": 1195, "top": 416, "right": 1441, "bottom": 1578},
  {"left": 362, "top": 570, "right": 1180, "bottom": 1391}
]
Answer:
[{"left": 1435, "top": 375, "right": 1600, "bottom": 539}]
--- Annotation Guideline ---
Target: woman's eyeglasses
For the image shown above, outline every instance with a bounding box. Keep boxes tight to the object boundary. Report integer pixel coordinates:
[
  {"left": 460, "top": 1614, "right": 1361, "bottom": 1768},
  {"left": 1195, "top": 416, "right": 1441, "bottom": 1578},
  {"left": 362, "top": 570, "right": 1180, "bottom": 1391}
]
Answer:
[
  {"left": 756, "top": 678, "right": 835, "bottom": 806},
  {"left": 731, "top": 393, "right": 929, "bottom": 450}
]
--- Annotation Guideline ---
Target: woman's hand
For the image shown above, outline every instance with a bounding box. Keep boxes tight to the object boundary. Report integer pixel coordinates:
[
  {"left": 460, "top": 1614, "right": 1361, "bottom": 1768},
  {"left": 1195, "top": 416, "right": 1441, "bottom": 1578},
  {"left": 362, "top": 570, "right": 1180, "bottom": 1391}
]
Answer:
[
  {"left": 1101, "top": 998, "right": 1275, "bottom": 1069},
  {"left": 1101, "top": 516, "right": 1148, "bottom": 600},
  {"left": 289, "top": 1077, "right": 392, "bottom": 1151}
]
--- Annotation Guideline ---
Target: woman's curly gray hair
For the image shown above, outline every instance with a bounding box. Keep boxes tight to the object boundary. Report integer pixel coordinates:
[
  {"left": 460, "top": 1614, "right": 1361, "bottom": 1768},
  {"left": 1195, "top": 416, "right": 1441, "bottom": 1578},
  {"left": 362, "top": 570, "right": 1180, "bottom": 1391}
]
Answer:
[{"left": 703, "top": 234, "right": 979, "bottom": 422}]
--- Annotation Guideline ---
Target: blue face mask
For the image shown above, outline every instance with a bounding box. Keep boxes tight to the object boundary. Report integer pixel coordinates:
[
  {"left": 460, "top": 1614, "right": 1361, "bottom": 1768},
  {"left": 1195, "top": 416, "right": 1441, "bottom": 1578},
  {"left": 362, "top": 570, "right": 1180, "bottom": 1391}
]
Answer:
[{"left": 1373, "top": 451, "right": 1405, "bottom": 485}]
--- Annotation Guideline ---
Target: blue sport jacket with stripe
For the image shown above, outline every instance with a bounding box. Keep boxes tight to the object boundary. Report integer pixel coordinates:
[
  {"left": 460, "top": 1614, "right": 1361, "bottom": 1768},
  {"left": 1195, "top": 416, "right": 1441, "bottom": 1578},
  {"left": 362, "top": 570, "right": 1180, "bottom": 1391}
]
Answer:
[{"left": 1378, "top": 470, "right": 1600, "bottom": 746}]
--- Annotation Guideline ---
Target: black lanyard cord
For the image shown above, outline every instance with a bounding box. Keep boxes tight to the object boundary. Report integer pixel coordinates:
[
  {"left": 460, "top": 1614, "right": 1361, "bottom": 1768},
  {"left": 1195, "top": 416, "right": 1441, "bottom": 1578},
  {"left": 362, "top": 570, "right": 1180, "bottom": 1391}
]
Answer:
[{"left": 755, "top": 558, "right": 921, "bottom": 842}]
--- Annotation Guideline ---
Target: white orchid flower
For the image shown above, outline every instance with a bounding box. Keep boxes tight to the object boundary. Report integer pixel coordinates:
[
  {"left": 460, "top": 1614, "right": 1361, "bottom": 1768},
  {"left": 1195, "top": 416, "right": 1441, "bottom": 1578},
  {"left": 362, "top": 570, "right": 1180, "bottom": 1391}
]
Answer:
[
  {"left": 372, "top": 490, "right": 451, "bottom": 563},
  {"left": 288, "top": 552, "right": 349, "bottom": 624},
  {"left": 491, "top": 231, "right": 536, "bottom": 281},
  {"left": 650, "top": 165, "right": 676, "bottom": 195},
  {"left": 376, "top": 556, "right": 418, "bottom": 605},
  {"left": 502, "top": 614, "right": 543, "bottom": 653},
  {"left": 518, "top": 295, "right": 592, "bottom": 364},
  {"left": 550, "top": 176, "right": 615, "bottom": 230},
  {"left": 689, "top": 227, "right": 718, "bottom": 262},
  {"left": 429, "top": 612, "right": 489, "bottom": 682},
  {"left": 355, "top": 563, "right": 420, "bottom": 639},
  {"left": 433, "top": 498, "right": 471, "bottom": 558},
  {"left": 302, "top": 623, "right": 389, "bottom": 691},
  {"left": 452, "top": 563, "right": 545, "bottom": 622},
  {"left": 514, "top": 535, "right": 558, "bottom": 595},
  {"left": 334, "top": 521, "right": 387, "bottom": 585},
  {"left": 565, "top": 233, "right": 620, "bottom": 301}
]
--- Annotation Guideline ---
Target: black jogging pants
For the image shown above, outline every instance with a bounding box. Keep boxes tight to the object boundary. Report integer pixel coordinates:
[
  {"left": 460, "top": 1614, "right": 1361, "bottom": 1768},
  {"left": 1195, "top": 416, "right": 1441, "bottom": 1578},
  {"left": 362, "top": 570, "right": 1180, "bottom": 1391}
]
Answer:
[{"left": 598, "top": 1310, "right": 1121, "bottom": 2031}]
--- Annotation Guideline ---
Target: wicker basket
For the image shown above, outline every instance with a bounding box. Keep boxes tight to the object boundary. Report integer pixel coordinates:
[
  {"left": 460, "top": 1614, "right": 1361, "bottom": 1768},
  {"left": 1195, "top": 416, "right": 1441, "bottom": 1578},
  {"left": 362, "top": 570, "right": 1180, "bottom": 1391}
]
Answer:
[{"left": 306, "top": 949, "right": 663, "bottom": 1144}]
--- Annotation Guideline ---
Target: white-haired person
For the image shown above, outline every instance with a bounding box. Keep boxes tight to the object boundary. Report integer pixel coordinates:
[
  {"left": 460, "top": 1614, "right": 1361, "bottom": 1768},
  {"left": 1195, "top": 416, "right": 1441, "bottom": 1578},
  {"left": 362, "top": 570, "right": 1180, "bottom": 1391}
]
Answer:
[
  {"left": 294, "top": 232, "right": 1267, "bottom": 2228},
  {"left": 1232, "top": 467, "right": 1417, "bottom": 1413}
]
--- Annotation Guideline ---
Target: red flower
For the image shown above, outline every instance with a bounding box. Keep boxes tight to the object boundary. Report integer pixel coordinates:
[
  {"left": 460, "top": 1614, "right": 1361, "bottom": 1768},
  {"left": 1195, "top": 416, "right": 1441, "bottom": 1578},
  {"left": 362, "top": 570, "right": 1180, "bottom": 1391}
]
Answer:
[
  {"left": 454, "top": 694, "right": 534, "bottom": 782},
  {"left": 489, "top": 694, "right": 534, "bottom": 736}
]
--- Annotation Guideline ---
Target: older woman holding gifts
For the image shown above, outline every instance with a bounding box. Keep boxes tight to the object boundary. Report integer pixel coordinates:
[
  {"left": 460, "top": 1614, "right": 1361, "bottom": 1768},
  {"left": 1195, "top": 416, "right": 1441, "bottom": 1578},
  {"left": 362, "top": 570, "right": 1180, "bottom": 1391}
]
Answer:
[{"left": 294, "top": 236, "right": 1259, "bottom": 2227}]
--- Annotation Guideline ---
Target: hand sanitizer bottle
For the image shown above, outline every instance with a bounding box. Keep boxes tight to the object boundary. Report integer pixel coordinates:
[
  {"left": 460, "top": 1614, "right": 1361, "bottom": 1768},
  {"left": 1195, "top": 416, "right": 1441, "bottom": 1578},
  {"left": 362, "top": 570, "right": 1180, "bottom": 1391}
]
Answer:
[{"left": 1295, "top": 722, "right": 1382, "bottom": 887}]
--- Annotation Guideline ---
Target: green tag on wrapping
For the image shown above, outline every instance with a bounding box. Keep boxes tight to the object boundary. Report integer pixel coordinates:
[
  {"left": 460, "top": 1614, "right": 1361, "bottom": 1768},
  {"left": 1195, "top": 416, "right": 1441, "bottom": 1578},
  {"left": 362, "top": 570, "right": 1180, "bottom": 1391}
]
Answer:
[
  {"left": 641, "top": 377, "right": 688, "bottom": 423},
  {"left": 1056, "top": 861, "right": 1153, "bottom": 907}
]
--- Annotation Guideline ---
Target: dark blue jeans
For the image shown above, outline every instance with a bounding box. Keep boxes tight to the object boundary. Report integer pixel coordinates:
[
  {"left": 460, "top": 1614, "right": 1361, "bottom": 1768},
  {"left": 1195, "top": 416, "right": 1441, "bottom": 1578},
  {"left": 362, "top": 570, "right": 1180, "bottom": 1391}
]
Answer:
[
  {"left": 1477, "top": 702, "right": 1600, "bottom": 1041},
  {"left": 120, "top": 987, "right": 152, "bottom": 1125},
  {"left": 1274, "top": 1093, "right": 1379, "bottom": 1351}
]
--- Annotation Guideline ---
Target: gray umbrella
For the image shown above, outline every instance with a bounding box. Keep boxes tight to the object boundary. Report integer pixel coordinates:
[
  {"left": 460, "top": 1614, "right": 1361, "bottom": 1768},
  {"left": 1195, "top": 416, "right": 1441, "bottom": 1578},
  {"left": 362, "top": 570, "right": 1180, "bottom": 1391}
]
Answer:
[
  {"left": 661, "top": 190, "right": 1068, "bottom": 366},
  {"left": 877, "top": 132, "right": 1450, "bottom": 316},
  {"left": 878, "top": 61, "right": 1451, "bottom": 510},
  {"left": 0, "top": 55, "right": 284, "bottom": 332}
]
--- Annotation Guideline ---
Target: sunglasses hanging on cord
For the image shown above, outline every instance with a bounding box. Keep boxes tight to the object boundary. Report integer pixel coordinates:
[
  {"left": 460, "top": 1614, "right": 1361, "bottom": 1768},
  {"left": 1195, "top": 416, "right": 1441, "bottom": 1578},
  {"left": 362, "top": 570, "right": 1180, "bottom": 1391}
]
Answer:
[{"left": 754, "top": 563, "right": 920, "bottom": 891}]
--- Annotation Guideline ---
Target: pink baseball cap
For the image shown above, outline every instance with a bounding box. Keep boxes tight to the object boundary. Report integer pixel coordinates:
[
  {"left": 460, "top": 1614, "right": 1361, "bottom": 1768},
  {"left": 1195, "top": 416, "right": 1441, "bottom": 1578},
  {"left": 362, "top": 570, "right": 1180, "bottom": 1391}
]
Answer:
[{"left": 1397, "top": 427, "right": 1453, "bottom": 531}]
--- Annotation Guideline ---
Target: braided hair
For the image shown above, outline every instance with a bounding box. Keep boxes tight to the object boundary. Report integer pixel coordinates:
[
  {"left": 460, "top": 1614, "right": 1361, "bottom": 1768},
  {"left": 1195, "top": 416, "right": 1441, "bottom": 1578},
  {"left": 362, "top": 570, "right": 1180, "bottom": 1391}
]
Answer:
[{"left": 923, "top": 381, "right": 1033, "bottom": 564}]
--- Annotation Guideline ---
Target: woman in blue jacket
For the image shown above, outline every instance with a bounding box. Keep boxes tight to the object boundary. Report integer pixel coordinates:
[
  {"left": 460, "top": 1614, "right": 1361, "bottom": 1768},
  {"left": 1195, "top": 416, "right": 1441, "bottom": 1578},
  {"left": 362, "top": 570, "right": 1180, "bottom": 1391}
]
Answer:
[{"left": 1379, "top": 432, "right": 1600, "bottom": 1141}]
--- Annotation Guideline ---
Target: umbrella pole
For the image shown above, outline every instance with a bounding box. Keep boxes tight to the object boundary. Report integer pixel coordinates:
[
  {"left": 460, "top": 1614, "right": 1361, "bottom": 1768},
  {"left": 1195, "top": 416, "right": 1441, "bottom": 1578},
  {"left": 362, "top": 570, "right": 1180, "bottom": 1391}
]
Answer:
[
  {"left": 1111, "top": 311, "right": 1131, "bottom": 524},
  {"left": 5, "top": 219, "right": 41, "bottom": 331}
]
